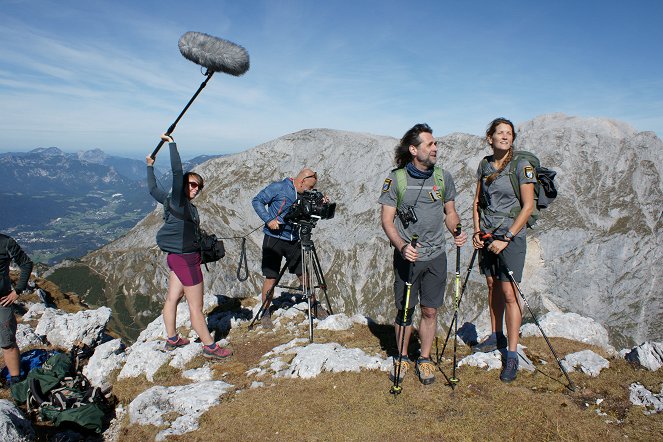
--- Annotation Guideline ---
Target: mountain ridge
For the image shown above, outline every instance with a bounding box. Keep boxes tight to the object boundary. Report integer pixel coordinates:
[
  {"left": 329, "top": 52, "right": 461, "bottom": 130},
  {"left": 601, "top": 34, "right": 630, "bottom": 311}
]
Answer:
[{"left": 72, "top": 113, "right": 662, "bottom": 347}]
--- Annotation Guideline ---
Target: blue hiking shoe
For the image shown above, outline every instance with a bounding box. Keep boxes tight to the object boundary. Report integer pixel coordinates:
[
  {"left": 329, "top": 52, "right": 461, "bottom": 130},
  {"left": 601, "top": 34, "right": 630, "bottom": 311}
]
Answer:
[{"left": 500, "top": 355, "right": 519, "bottom": 383}]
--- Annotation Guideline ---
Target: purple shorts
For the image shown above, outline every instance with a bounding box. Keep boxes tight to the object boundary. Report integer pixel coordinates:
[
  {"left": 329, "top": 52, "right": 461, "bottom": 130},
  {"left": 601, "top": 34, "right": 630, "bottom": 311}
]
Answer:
[{"left": 167, "top": 252, "right": 203, "bottom": 286}]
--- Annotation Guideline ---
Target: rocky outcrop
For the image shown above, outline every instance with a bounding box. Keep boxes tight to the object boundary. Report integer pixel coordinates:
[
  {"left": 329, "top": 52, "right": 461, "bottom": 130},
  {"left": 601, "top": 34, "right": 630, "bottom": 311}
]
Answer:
[
  {"left": 629, "top": 383, "right": 663, "bottom": 414},
  {"left": 0, "top": 400, "right": 35, "bottom": 442},
  {"left": 128, "top": 381, "right": 234, "bottom": 441},
  {"left": 520, "top": 311, "right": 615, "bottom": 353},
  {"left": 561, "top": 350, "right": 610, "bottom": 377},
  {"left": 33, "top": 306, "right": 111, "bottom": 349},
  {"left": 624, "top": 341, "right": 663, "bottom": 371}
]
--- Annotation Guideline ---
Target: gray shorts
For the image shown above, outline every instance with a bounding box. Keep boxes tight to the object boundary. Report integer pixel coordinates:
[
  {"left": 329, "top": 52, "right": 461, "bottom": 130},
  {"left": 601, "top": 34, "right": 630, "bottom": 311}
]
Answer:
[
  {"left": 393, "top": 250, "right": 447, "bottom": 309},
  {"left": 479, "top": 235, "right": 526, "bottom": 282},
  {"left": 0, "top": 305, "right": 17, "bottom": 348}
]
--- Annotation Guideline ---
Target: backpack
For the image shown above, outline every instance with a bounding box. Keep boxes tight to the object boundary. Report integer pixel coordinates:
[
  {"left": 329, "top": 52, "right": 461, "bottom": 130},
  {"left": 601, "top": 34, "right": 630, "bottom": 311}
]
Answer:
[
  {"left": 11, "top": 351, "right": 110, "bottom": 433},
  {"left": 479, "top": 151, "right": 557, "bottom": 227},
  {"left": 394, "top": 166, "right": 446, "bottom": 208},
  {"left": 1, "top": 349, "right": 59, "bottom": 384}
]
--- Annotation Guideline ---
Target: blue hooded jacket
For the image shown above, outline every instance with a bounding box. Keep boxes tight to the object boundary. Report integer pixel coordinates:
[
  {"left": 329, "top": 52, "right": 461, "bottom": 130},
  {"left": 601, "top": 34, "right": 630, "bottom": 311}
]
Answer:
[{"left": 252, "top": 178, "right": 299, "bottom": 241}]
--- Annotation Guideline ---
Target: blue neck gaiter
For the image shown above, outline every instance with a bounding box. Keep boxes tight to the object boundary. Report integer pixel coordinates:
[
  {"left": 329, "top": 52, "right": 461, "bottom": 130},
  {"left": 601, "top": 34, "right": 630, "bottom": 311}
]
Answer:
[{"left": 406, "top": 162, "right": 433, "bottom": 179}]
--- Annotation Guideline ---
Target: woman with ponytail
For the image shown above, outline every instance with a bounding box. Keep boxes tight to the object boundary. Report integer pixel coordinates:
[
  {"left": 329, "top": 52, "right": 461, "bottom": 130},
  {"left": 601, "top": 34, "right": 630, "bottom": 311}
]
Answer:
[{"left": 471, "top": 118, "right": 536, "bottom": 383}]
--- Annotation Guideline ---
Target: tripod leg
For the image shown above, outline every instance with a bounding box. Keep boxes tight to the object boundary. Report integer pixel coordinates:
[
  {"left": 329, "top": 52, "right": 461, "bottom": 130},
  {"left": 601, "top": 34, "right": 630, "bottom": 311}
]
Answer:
[
  {"left": 311, "top": 244, "right": 333, "bottom": 315},
  {"left": 248, "top": 262, "right": 288, "bottom": 330},
  {"left": 301, "top": 247, "right": 315, "bottom": 342}
]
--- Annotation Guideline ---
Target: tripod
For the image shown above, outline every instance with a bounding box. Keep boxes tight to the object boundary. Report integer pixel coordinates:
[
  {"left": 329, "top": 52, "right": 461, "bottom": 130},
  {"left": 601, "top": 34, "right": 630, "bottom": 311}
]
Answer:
[
  {"left": 247, "top": 220, "right": 333, "bottom": 342},
  {"left": 299, "top": 220, "right": 333, "bottom": 342}
]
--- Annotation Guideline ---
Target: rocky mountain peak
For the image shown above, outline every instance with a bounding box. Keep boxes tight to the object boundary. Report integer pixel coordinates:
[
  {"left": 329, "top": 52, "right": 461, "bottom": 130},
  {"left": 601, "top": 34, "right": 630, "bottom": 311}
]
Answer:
[{"left": 79, "top": 113, "right": 662, "bottom": 347}]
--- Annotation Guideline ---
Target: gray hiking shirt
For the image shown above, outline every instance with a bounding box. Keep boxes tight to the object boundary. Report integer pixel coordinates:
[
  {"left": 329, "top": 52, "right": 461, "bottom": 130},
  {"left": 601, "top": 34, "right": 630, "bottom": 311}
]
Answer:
[
  {"left": 476, "top": 156, "right": 536, "bottom": 238},
  {"left": 378, "top": 168, "right": 456, "bottom": 261}
]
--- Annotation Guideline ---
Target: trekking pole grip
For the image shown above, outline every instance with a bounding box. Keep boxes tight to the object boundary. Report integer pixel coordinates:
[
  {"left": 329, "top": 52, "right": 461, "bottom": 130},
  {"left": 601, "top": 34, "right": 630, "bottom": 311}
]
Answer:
[
  {"left": 410, "top": 234, "right": 419, "bottom": 249},
  {"left": 455, "top": 224, "right": 461, "bottom": 266}
]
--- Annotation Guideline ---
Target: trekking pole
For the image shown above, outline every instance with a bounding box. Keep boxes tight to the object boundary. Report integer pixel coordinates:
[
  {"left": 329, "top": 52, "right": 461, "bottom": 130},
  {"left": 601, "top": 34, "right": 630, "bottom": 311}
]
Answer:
[
  {"left": 390, "top": 234, "right": 418, "bottom": 396},
  {"left": 498, "top": 255, "right": 576, "bottom": 392},
  {"left": 436, "top": 248, "right": 478, "bottom": 364},
  {"left": 449, "top": 224, "right": 462, "bottom": 388}
]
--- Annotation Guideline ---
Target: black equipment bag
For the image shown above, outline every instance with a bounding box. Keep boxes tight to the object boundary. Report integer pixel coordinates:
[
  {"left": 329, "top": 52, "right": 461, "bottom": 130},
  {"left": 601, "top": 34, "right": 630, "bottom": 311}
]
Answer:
[{"left": 197, "top": 230, "right": 225, "bottom": 264}]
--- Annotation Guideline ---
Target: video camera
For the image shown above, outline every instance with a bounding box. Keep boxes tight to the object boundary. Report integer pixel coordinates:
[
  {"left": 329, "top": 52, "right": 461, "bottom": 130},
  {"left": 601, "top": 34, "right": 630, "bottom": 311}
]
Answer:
[{"left": 283, "top": 189, "right": 336, "bottom": 224}]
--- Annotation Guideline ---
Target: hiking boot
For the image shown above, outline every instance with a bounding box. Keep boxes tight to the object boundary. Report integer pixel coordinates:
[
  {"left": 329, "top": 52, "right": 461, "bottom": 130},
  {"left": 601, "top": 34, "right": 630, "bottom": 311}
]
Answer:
[
  {"left": 164, "top": 335, "right": 190, "bottom": 351},
  {"left": 472, "top": 334, "right": 507, "bottom": 353},
  {"left": 500, "top": 356, "right": 519, "bottom": 383},
  {"left": 203, "top": 344, "right": 232, "bottom": 360},
  {"left": 261, "top": 314, "right": 274, "bottom": 329},
  {"left": 415, "top": 357, "right": 436, "bottom": 385},
  {"left": 312, "top": 302, "right": 329, "bottom": 320},
  {"left": 389, "top": 357, "right": 410, "bottom": 383}
]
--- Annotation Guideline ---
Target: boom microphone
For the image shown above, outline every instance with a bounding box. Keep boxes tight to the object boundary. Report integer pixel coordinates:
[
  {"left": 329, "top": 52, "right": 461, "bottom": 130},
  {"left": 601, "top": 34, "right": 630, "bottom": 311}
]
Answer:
[
  {"left": 178, "top": 31, "right": 250, "bottom": 76},
  {"left": 150, "top": 32, "right": 250, "bottom": 159}
]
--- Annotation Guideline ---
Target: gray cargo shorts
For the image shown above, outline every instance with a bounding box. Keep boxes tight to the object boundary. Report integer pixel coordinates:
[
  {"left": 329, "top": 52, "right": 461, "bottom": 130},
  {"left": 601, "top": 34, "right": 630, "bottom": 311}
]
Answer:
[
  {"left": 393, "top": 250, "right": 447, "bottom": 309},
  {"left": 479, "top": 235, "right": 527, "bottom": 282},
  {"left": 0, "top": 305, "right": 17, "bottom": 348}
]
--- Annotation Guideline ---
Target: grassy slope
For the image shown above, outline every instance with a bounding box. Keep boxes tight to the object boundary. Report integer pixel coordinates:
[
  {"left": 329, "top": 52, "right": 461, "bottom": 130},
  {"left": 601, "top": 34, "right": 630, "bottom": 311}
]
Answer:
[
  {"left": 1, "top": 282, "right": 661, "bottom": 441},
  {"left": 107, "top": 304, "right": 663, "bottom": 442}
]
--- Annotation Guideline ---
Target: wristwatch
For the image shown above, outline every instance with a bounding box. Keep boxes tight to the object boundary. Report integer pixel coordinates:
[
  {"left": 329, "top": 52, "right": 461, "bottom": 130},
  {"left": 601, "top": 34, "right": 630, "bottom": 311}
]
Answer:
[{"left": 505, "top": 231, "right": 514, "bottom": 241}]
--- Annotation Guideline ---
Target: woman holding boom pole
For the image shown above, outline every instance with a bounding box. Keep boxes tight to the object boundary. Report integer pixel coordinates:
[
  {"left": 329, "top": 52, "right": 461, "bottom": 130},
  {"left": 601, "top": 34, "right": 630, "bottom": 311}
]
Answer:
[{"left": 147, "top": 134, "right": 231, "bottom": 360}]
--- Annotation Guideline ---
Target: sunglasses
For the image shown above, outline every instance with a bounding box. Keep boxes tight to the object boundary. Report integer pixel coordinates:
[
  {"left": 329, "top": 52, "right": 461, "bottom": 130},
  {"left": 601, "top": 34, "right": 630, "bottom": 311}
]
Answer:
[
  {"left": 188, "top": 181, "right": 202, "bottom": 189},
  {"left": 304, "top": 172, "right": 317, "bottom": 180}
]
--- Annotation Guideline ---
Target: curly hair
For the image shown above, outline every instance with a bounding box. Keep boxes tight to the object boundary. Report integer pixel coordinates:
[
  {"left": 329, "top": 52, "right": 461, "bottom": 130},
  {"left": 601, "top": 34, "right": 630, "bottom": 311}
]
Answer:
[{"left": 394, "top": 123, "right": 433, "bottom": 169}]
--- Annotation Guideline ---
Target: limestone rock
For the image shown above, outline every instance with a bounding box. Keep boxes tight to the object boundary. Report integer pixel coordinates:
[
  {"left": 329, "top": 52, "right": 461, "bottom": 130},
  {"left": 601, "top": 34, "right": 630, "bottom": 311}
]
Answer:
[
  {"left": 78, "top": 115, "right": 663, "bottom": 348},
  {"left": 624, "top": 341, "right": 663, "bottom": 371},
  {"left": 83, "top": 338, "right": 126, "bottom": 387},
  {"left": 34, "top": 307, "right": 111, "bottom": 349},
  {"left": 629, "top": 383, "right": 663, "bottom": 414},
  {"left": 520, "top": 312, "right": 614, "bottom": 353},
  {"left": 0, "top": 400, "right": 35, "bottom": 442},
  {"left": 561, "top": 350, "right": 609, "bottom": 377},
  {"left": 458, "top": 345, "right": 535, "bottom": 372},
  {"left": 128, "top": 381, "right": 233, "bottom": 441}
]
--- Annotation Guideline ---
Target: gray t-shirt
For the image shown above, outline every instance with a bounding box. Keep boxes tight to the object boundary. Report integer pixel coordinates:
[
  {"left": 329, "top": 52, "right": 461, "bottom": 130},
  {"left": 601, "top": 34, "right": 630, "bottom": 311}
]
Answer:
[
  {"left": 476, "top": 156, "right": 536, "bottom": 237},
  {"left": 378, "top": 168, "right": 456, "bottom": 260}
]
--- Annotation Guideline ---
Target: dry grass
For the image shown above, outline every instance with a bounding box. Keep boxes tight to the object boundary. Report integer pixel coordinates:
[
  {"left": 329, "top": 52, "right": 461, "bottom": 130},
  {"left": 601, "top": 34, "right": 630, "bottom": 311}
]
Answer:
[
  {"left": 110, "top": 310, "right": 663, "bottom": 442},
  {"left": 3, "top": 285, "right": 662, "bottom": 441}
]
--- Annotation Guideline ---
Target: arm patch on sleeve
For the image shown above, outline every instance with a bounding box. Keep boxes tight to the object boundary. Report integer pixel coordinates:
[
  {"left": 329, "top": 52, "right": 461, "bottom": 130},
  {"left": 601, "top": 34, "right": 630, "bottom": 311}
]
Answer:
[
  {"left": 524, "top": 166, "right": 534, "bottom": 180},
  {"left": 382, "top": 178, "right": 392, "bottom": 192}
]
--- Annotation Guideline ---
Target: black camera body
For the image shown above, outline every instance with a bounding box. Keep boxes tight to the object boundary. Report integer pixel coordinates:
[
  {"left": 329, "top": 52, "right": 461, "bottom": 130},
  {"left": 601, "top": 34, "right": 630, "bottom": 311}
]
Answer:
[
  {"left": 283, "top": 190, "right": 336, "bottom": 224},
  {"left": 397, "top": 205, "right": 418, "bottom": 228}
]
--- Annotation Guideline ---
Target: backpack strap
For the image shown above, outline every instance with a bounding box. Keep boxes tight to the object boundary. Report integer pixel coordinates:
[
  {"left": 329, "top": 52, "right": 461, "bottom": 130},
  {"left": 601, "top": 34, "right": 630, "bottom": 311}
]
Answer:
[
  {"left": 478, "top": 155, "right": 526, "bottom": 220},
  {"left": 395, "top": 168, "right": 407, "bottom": 209},
  {"left": 395, "top": 166, "right": 445, "bottom": 208},
  {"left": 432, "top": 166, "right": 445, "bottom": 203}
]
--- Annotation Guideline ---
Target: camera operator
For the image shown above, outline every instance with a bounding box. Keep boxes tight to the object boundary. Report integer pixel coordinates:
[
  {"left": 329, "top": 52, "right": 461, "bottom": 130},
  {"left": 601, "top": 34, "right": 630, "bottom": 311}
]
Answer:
[
  {"left": 379, "top": 123, "right": 467, "bottom": 386},
  {"left": 251, "top": 168, "right": 329, "bottom": 329}
]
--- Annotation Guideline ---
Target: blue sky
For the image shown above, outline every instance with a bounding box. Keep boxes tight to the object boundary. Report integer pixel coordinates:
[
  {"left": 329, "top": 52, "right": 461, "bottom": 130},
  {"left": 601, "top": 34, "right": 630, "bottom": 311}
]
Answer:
[{"left": 1, "top": 0, "right": 661, "bottom": 159}]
